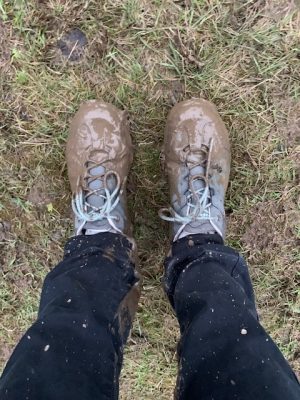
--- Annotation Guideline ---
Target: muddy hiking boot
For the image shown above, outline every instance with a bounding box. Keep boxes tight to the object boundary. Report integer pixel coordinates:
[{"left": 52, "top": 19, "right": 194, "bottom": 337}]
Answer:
[
  {"left": 159, "top": 99, "right": 231, "bottom": 241},
  {"left": 66, "top": 100, "right": 133, "bottom": 238}
]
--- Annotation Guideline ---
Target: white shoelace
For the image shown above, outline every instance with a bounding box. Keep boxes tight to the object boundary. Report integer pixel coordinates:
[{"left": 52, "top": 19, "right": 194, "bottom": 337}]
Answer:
[
  {"left": 159, "top": 177, "right": 222, "bottom": 241},
  {"left": 72, "top": 171, "right": 122, "bottom": 235},
  {"left": 159, "top": 138, "right": 222, "bottom": 241}
]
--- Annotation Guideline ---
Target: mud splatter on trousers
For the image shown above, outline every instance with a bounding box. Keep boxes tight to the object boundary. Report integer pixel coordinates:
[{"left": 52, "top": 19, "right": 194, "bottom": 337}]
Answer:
[{"left": 0, "top": 232, "right": 299, "bottom": 399}]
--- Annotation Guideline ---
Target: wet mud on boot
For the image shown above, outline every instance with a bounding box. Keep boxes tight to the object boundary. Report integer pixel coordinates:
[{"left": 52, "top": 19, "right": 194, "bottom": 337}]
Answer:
[
  {"left": 66, "top": 100, "right": 134, "bottom": 238},
  {"left": 159, "top": 98, "right": 231, "bottom": 241}
]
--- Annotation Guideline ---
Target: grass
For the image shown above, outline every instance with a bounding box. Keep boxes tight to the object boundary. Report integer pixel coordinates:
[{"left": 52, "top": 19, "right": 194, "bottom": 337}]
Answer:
[{"left": 0, "top": 0, "right": 300, "bottom": 398}]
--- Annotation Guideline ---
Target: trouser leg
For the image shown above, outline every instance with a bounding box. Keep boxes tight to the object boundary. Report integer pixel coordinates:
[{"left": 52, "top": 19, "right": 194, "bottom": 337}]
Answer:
[
  {"left": 164, "top": 234, "right": 300, "bottom": 400},
  {"left": 0, "top": 232, "right": 140, "bottom": 400}
]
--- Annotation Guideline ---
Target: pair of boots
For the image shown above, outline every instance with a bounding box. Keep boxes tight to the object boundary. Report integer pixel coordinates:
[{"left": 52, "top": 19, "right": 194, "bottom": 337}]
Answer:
[{"left": 67, "top": 98, "right": 230, "bottom": 242}]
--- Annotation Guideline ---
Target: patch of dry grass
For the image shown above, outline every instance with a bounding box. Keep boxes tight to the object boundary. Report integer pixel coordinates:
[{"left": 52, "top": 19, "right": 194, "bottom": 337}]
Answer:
[{"left": 0, "top": 0, "right": 299, "bottom": 398}]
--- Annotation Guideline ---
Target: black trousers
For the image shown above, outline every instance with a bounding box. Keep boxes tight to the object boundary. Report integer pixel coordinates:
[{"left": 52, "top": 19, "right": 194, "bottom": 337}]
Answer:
[{"left": 0, "top": 233, "right": 299, "bottom": 399}]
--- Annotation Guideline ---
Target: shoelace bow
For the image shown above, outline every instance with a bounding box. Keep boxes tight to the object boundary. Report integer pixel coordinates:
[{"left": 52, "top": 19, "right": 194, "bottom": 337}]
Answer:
[
  {"left": 159, "top": 138, "right": 222, "bottom": 241},
  {"left": 72, "top": 159, "right": 123, "bottom": 235}
]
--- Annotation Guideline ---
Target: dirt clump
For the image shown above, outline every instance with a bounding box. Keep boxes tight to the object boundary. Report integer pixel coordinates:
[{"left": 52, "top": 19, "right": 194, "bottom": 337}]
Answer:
[
  {"left": 57, "top": 28, "right": 88, "bottom": 62},
  {"left": 48, "top": 27, "right": 108, "bottom": 66},
  {"left": 0, "top": 221, "right": 11, "bottom": 241},
  {"left": 27, "top": 177, "right": 55, "bottom": 208}
]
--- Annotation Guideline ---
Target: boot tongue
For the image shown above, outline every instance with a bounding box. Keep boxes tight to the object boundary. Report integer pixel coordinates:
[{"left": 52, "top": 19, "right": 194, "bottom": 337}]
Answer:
[
  {"left": 184, "top": 156, "right": 216, "bottom": 235},
  {"left": 86, "top": 165, "right": 117, "bottom": 208},
  {"left": 189, "top": 165, "right": 206, "bottom": 193},
  {"left": 86, "top": 164, "right": 106, "bottom": 210},
  {"left": 80, "top": 164, "right": 119, "bottom": 235},
  {"left": 182, "top": 165, "right": 215, "bottom": 236},
  {"left": 186, "top": 147, "right": 207, "bottom": 194}
]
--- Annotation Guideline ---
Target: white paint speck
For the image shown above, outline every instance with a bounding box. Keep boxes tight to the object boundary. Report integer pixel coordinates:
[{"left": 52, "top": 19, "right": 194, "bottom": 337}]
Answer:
[
  {"left": 211, "top": 308, "right": 214, "bottom": 313},
  {"left": 82, "top": 324, "right": 87, "bottom": 328},
  {"left": 230, "top": 379, "right": 236, "bottom": 386},
  {"left": 67, "top": 298, "right": 72, "bottom": 303},
  {"left": 241, "top": 328, "right": 247, "bottom": 335},
  {"left": 27, "top": 335, "right": 31, "bottom": 340},
  {"left": 44, "top": 344, "right": 50, "bottom": 352}
]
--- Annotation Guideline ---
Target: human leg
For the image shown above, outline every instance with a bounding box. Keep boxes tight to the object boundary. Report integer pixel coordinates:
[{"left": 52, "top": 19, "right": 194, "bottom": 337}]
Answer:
[
  {"left": 164, "top": 234, "right": 299, "bottom": 400},
  {"left": 160, "top": 99, "right": 300, "bottom": 399},
  {"left": 0, "top": 101, "right": 140, "bottom": 399},
  {"left": 0, "top": 232, "right": 139, "bottom": 400}
]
